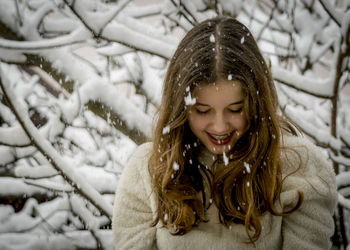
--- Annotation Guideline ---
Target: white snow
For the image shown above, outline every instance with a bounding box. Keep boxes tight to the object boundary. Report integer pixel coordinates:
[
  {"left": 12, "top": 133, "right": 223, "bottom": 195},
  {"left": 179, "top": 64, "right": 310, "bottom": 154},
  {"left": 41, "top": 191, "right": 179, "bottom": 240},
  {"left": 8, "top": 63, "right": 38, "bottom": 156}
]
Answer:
[
  {"left": 210, "top": 34, "right": 215, "bottom": 43},
  {"left": 79, "top": 79, "right": 153, "bottom": 137},
  {"left": 0, "top": 27, "right": 90, "bottom": 50},
  {"left": 162, "top": 125, "right": 170, "bottom": 134},
  {"left": 0, "top": 147, "right": 15, "bottom": 165},
  {"left": 244, "top": 162, "right": 251, "bottom": 173},
  {"left": 0, "top": 48, "right": 26, "bottom": 63},
  {"left": 271, "top": 65, "right": 334, "bottom": 98},
  {"left": 173, "top": 162, "right": 180, "bottom": 171},
  {"left": 223, "top": 152, "right": 229, "bottom": 166},
  {"left": 184, "top": 92, "right": 196, "bottom": 106},
  {"left": 0, "top": 0, "right": 349, "bottom": 248},
  {"left": 15, "top": 164, "right": 57, "bottom": 179},
  {"left": 102, "top": 21, "right": 176, "bottom": 59},
  {"left": 138, "top": 53, "right": 163, "bottom": 106},
  {"left": 0, "top": 66, "right": 113, "bottom": 218},
  {"left": 0, "top": 178, "right": 47, "bottom": 197},
  {"left": 285, "top": 105, "right": 342, "bottom": 151},
  {"left": 0, "top": 126, "right": 30, "bottom": 146}
]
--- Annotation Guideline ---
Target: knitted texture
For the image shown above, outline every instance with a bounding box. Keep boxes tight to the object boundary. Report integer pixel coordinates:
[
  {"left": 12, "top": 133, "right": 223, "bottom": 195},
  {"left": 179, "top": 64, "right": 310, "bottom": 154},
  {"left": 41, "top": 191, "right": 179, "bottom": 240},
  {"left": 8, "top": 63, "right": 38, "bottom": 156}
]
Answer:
[{"left": 112, "top": 135, "right": 337, "bottom": 250}]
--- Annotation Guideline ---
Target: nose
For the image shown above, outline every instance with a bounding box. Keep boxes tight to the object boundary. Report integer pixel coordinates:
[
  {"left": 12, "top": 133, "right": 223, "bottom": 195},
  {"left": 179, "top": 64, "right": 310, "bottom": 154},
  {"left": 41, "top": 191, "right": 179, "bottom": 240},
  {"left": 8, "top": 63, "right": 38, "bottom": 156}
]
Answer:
[{"left": 211, "top": 114, "right": 229, "bottom": 134}]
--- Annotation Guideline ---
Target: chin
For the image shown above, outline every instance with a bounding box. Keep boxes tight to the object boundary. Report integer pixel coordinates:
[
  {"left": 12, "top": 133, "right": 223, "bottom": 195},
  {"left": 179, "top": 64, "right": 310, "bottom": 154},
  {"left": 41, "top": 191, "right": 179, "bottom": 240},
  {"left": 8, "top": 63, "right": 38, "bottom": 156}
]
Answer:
[{"left": 208, "top": 144, "right": 232, "bottom": 155}]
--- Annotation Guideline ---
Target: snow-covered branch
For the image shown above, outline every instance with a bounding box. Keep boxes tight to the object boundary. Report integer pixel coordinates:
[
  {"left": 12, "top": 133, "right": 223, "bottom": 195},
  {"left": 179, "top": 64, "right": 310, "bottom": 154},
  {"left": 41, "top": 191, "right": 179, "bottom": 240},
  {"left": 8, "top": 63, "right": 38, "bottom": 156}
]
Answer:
[
  {"left": 318, "top": 0, "right": 344, "bottom": 27},
  {"left": 0, "top": 27, "right": 90, "bottom": 50},
  {"left": 0, "top": 65, "right": 113, "bottom": 219},
  {"left": 0, "top": 0, "right": 349, "bottom": 248},
  {"left": 62, "top": 0, "right": 177, "bottom": 59},
  {"left": 272, "top": 65, "right": 334, "bottom": 99},
  {"left": 0, "top": 126, "right": 30, "bottom": 147},
  {"left": 338, "top": 194, "right": 350, "bottom": 211}
]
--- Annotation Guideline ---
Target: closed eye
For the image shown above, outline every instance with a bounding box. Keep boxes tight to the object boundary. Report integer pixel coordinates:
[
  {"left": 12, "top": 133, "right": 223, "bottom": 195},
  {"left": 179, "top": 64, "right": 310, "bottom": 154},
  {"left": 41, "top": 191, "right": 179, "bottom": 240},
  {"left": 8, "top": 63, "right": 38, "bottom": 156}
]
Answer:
[
  {"left": 195, "top": 108, "right": 210, "bottom": 114},
  {"left": 229, "top": 107, "right": 243, "bottom": 113}
]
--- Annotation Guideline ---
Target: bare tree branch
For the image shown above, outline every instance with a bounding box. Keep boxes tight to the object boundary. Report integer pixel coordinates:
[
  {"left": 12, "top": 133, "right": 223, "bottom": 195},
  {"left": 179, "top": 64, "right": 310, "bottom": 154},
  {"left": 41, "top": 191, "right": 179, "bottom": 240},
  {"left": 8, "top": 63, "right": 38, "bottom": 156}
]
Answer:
[{"left": 318, "top": 0, "right": 343, "bottom": 27}]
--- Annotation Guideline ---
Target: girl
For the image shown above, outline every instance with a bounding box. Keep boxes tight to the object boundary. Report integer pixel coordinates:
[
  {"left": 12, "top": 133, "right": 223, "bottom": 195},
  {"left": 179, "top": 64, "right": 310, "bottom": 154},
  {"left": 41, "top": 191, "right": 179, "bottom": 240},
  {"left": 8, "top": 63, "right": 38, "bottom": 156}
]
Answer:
[{"left": 112, "top": 17, "right": 337, "bottom": 250}]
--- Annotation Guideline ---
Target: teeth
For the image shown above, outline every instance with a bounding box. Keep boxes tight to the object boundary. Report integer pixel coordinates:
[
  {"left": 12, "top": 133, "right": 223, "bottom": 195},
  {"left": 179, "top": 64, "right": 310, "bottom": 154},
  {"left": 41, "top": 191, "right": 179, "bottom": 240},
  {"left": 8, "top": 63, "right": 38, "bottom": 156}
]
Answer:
[{"left": 211, "top": 134, "right": 230, "bottom": 140}]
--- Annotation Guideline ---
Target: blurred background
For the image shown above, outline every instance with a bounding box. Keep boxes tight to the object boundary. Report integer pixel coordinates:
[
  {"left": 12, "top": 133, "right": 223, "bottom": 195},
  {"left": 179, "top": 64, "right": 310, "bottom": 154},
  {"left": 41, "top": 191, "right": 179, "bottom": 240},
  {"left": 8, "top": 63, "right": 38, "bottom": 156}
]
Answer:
[{"left": 0, "top": 0, "right": 349, "bottom": 249}]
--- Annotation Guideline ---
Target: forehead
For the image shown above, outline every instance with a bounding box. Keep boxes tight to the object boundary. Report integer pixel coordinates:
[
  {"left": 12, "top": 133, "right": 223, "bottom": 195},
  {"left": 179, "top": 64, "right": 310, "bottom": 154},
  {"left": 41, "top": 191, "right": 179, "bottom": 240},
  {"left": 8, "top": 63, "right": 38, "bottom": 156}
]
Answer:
[{"left": 193, "top": 79, "right": 244, "bottom": 104}]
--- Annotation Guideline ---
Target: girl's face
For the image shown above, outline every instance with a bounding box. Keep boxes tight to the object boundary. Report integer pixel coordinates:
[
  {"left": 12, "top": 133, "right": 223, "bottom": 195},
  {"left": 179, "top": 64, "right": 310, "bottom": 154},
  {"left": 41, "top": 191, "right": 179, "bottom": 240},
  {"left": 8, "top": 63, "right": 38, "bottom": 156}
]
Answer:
[{"left": 188, "top": 79, "right": 248, "bottom": 155}]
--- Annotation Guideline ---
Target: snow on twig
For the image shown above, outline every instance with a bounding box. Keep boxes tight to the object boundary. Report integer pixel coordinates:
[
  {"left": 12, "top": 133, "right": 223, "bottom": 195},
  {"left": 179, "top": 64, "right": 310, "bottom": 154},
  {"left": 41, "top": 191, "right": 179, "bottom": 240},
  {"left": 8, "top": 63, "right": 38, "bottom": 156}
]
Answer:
[
  {"left": 318, "top": 0, "right": 344, "bottom": 27},
  {"left": 0, "top": 126, "right": 30, "bottom": 147},
  {"left": 0, "top": 177, "right": 47, "bottom": 197},
  {"left": 285, "top": 105, "right": 343, "bottom": 151},
  {"left": 79, "top": 79, "right": 152, "bottom": 138},
  {"left": 24, "top": 179, "right": 73, "bottom": 193},
  {"left": 272, "top": 65, "right": 334, "bottom": 98},
  {"left": 62, "top": 0, "right": 176, "bottom": 59},
  {"left": 101, "top": 21, "right": 176, "bottom": 59},
  {"left": 330, "top": 152, "right": 350, "bottom": 168},
  {"left": 70, "top": 194, "right": 107, "bottom": 230},
  {"left": 124, "top": 4, "right": 162, "bottom": 18},
  {"left": 0, "top": 27, "right": 90, "bottom": 50},
  {"left": 96, "top": 0, "right": 132, "bottom": 36},
  {"left": 0, "top": 65, "right": 113, "bottom": 219},
  {"left": 336, "top": 171, "right": 350, "bottom": 189},
  {"left": 338, "top": 193, "right": 350, "bottom": 210}
]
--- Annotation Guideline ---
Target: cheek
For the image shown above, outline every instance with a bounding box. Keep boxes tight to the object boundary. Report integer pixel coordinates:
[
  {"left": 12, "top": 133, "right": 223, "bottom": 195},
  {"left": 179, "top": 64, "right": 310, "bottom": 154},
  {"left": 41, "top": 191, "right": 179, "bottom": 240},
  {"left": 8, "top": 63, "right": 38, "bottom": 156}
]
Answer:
[
  {"left": 188, "top": 114, "right": 208, "bottom": 132},
  {"left": 232, "top": 115, "right": 248, "bottom": 131}
]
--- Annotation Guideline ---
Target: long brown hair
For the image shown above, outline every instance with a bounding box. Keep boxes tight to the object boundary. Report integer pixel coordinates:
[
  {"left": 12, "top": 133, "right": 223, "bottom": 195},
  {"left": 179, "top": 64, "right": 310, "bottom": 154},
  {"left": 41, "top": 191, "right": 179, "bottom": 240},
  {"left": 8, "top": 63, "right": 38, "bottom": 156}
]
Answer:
[{"left": 149, "top": 17, "right": 303, "bottom": 243}]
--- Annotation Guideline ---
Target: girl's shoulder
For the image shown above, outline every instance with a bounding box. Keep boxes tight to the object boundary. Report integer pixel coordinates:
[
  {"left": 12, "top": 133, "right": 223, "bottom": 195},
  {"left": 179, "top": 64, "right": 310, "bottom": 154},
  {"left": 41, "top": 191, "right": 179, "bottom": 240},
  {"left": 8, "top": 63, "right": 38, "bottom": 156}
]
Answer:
[
  {"left": 281, "top": 134, "right": 319, "bottom": 151},
  {"left": 279, "top": 134, "right": 336, "bottom": 182},
  {"left": 125, "top": 142, "right": 153, "bottom": 173},
  {"left": 117, "top": 142, "right": 153, "bottom": 184},
  {"left": 278, "top": 135, "right": 337, "bottom": 249},
  {"left": 130, "top": 142, "right": 153, "bottom": 160}
]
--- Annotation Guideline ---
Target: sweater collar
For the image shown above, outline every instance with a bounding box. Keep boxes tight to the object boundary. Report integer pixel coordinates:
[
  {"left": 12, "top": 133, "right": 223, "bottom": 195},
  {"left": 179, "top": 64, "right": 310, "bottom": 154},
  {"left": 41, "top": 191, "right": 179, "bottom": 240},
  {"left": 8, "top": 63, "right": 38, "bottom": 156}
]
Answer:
[
  {"left": 197, "top": 145, "right": 220, "bottom": 171},
  {"left": 197, "top": 145, "right": 216, "bottom": 169},
  {"left": 197, "top": 145, "right": 233, "bottom": 172}
]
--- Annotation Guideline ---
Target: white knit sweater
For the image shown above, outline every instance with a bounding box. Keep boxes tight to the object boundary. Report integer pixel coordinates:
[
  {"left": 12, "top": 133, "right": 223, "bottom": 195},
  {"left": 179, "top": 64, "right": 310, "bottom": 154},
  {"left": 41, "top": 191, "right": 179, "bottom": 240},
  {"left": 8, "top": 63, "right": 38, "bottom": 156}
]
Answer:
[{"left": 112, "top": 135, "right": 337, "bottom": 250}]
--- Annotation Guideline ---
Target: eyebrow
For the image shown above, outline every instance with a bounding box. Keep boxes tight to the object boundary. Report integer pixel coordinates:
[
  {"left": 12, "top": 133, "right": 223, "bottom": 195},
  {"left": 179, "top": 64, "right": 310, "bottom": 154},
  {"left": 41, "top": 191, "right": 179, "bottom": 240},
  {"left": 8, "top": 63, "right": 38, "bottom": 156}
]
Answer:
[{"left": 195, "top": 100, "right": 244, "bottom": 106}]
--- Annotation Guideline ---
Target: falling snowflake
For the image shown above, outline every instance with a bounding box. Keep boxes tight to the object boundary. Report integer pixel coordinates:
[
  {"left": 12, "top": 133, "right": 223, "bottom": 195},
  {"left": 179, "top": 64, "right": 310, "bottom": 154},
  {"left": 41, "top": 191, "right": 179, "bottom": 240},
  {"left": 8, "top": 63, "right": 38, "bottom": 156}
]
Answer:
[
  {"left": 210, "top": 34, "right": 215, "bottom": 43},
  {"left": 223, "top": 152, "right": 229, "bottom": 166},
  {"left": 162, "top": 126, "right": 170, "bottom": 134},
  {"left": 244, "top": 162, "right": 251, "bottom": 173},
  {"left": 184, "top": 92, "right": 196, "bottom": 106},
  {"left": 173, "top": 162, "right": 180, "bottom": 171}
]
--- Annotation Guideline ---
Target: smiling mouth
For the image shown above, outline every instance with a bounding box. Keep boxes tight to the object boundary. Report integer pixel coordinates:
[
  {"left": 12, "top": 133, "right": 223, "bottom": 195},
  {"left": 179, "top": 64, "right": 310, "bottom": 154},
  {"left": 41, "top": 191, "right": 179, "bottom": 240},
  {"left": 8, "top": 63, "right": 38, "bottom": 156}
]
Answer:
[{"left": 207, "top": 132, "right": 233, "bottom": 145}]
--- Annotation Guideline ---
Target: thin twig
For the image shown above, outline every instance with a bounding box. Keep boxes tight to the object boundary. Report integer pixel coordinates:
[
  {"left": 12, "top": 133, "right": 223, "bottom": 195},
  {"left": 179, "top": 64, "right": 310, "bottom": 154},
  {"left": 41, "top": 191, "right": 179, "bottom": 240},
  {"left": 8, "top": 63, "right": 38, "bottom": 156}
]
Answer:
[
  {"left": 14, "top": 0, "right": 23, "bottom": 26},
  {"left": 318, "top": 0, "right": 342, "bottom": 27},
  {"left": 98, "top": 0, "right": 132, "bottom": 36}
]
